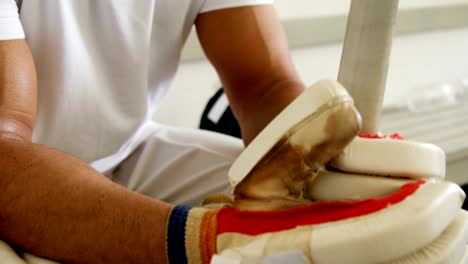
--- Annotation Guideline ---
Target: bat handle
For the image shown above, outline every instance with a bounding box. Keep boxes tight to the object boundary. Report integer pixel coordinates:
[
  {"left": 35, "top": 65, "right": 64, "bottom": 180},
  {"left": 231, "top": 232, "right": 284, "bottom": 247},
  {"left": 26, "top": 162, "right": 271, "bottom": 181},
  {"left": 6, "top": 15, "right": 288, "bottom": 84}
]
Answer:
[{"left": 338, "top": 0, "right": 399, "bottom": 134}]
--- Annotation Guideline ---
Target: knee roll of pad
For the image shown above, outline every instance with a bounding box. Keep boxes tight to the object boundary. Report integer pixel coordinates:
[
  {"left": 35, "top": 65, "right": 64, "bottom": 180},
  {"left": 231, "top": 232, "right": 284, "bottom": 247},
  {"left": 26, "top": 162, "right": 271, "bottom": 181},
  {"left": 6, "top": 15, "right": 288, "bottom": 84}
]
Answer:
[
  {"left": 329, "top": 134, "right": 446, "bottom": 179},
  {"left": 303, "top": 134, "right": 467, "bottom": 264}
]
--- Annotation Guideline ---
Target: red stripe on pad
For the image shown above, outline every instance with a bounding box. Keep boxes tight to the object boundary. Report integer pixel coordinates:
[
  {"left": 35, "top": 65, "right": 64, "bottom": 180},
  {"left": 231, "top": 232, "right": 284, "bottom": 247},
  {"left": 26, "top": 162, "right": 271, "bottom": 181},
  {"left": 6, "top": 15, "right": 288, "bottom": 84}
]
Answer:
[
  {"left": 359, "top": 132, "right": 404, "bottom": 140},
  {"left": 217, "top": 179, "right": 425, "bottom": 236}
]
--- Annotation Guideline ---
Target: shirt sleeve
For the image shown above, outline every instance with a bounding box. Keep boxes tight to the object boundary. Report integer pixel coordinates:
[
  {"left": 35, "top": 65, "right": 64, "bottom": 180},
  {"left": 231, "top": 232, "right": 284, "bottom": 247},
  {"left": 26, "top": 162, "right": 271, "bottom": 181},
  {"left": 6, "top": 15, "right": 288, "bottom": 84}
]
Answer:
[
  {"left": 0, "top": 0, "right": 25, "bottom": 40},
  {"left": 200, "top": 0, "right": 274, "bottom": 14}
]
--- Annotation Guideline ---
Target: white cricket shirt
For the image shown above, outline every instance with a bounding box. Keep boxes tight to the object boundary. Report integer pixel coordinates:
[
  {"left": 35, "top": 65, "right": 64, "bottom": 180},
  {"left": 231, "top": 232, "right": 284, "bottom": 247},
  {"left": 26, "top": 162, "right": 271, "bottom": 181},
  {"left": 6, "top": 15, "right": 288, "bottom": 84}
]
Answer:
[{"left": 0, "top": 0, "right": 273, "bottom": 172}]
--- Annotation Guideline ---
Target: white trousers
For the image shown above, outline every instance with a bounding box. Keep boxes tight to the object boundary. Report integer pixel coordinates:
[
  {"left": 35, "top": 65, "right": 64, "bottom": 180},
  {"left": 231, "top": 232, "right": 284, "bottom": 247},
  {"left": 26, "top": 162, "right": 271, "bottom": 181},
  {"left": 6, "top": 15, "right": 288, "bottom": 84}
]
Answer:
[{"left": 109, "top": 125, "right": 244, "bottom": 206}]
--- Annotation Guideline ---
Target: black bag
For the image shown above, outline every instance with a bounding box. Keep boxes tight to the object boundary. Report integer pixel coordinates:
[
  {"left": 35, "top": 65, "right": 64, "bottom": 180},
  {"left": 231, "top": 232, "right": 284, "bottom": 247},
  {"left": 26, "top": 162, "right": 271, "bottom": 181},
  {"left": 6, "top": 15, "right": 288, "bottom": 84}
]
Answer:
[{"left": 199, "top": 88, "right": 241, "bottom": 139}]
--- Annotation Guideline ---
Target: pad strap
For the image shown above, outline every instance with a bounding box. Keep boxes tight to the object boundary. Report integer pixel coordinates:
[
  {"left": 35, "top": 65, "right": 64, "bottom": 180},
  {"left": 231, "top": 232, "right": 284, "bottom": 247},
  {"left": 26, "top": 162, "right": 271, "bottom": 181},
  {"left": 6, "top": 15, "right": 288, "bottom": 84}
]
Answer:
[{"left": 166, "top": 206, "right": 218, "bottom": 264}]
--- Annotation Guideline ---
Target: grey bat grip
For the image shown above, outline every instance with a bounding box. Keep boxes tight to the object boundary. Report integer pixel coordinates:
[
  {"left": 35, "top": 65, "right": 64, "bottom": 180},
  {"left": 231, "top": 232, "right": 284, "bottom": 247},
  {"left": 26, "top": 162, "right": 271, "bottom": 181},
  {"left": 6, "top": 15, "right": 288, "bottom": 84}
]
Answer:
[{"left": 338, "top": 0, "right": 399, "bottom": 134}]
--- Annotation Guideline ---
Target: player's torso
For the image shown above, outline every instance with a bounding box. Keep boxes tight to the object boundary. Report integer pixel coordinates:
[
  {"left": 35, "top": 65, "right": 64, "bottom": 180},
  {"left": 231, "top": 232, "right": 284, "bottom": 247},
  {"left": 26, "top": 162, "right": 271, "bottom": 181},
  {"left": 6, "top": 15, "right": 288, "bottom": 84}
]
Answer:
[{"left": 18, "top": 0, "right": 204, "bottom": 163}]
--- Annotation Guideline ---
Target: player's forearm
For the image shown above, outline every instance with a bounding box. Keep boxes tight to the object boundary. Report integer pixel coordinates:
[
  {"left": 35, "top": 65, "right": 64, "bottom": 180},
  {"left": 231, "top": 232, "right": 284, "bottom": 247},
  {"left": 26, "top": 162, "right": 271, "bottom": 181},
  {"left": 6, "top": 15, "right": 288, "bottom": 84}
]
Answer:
[
  {"left": 0, "top": 40, "right": 37, "bottom": 140},
  {"left": 195, "top": 6, "right": 305, "bottom": 145},
  {"left": 0, "top": 138, "right": 171, "bottom": 264},
  {"left": 1, "top": 40, "right": 170, "bottom": 264}
]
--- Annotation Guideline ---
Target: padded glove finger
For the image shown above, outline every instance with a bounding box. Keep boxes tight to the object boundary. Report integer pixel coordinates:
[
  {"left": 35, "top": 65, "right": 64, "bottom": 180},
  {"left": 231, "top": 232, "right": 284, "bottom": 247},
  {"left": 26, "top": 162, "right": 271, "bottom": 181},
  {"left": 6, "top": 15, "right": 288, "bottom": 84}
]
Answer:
[
  {"left": 330, "top": 133, "right": 445, "bottom": 179},
  {"left": 389, "top": 210, "right": 468, "bottom": 264},
  {"left": 168, "top": 180, "right": 464, "bottom": 264}
]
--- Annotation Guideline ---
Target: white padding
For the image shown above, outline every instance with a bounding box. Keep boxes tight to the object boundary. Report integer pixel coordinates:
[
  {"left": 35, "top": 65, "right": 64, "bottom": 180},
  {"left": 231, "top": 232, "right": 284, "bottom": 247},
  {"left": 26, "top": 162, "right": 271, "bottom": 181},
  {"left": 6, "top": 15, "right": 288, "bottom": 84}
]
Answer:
[
  {"left": 307, "top": 170, "right": 412, "bottom": 201},
  {"left": 330, "top": 136, "right": 446, "bottom": 179},
  {"left": 229, "top": 80, "right": 355, "bottom": 187},
  {"left": 389, "top": 210, "right": 468, "bottom": 264},
  {"left": 310, "top": 181, "right": 464, "bottom": 264},
  {"left": 459, "top": 246, "right": 468, "bottom": 264}
]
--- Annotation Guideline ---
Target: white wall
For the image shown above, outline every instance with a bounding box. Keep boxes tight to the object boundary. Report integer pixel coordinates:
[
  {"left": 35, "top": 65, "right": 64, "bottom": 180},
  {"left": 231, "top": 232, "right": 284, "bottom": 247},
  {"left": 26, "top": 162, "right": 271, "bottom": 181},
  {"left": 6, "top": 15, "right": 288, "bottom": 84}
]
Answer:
[
  {"left": 154, "top": 27, "right": 468, "bottom": 128},
  {"left": 273, "top": 0, "right": 468, "bottom": 19}
]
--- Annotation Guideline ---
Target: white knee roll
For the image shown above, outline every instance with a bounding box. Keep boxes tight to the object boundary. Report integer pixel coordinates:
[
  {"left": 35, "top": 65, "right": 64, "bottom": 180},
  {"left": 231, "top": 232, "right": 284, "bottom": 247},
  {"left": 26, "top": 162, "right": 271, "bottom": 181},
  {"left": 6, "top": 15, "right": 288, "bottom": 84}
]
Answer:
[
  {"left": 307, "top": 170, "right": 412, "bottom": 201},
  {"left": 329, "top": 136, "right": 446, "bottom": 179}
]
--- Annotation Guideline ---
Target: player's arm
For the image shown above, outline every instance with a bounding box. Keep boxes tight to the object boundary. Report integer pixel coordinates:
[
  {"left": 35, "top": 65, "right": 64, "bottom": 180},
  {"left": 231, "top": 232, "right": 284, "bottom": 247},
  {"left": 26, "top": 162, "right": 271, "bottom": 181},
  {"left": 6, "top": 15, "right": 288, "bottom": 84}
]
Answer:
[
  {"left": 0, "top": 39, "right": 172, "bottom": 264},
  {"left": 195, "top": 5, "right": 305, "bottom": 144},
  {"left": 0, "top": 2, "right": 171, "bottom": 263}
]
